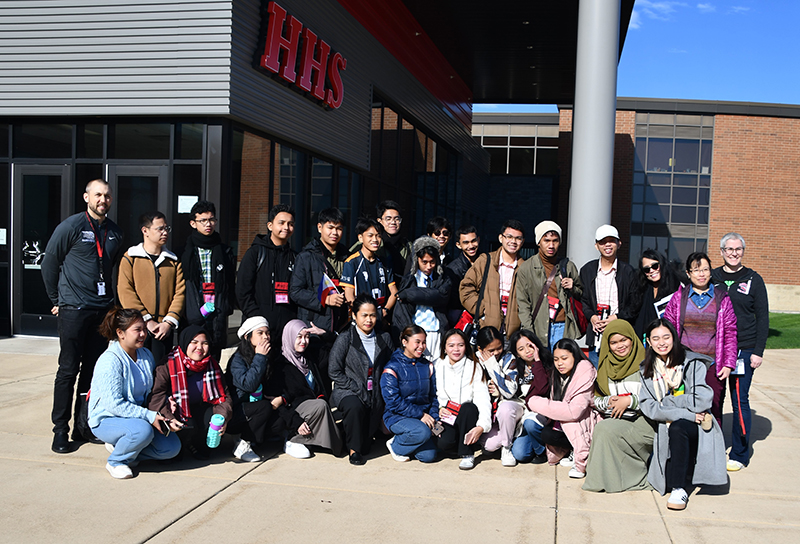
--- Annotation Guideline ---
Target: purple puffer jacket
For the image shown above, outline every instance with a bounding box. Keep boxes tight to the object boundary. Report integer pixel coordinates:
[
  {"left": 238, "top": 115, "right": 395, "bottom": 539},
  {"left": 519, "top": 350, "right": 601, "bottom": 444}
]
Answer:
[{"left": 663, "top": 284, "right": 738, "bottom": 372}]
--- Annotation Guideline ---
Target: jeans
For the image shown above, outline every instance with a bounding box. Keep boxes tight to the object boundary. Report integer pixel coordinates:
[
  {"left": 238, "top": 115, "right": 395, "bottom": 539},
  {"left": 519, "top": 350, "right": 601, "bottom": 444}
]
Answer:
[
  {"left": 92, "top": 417, "right": 181, "bottom": 467},
  {"left": 548, "top": 322, "right": 565, "bottom": 348},
  {"left": 729, "top": 350, "right": 754, "bottom": 465},
  {"left": 389, "top": 417, "right": 438, "bottom": 463},
  {"left": 588, "top": 349, "right": 599, "bottom": 368},
  {"left": 52, "top": 307, "right": 109, "bottom": 434},
  {"left": 511, "top": 418, "right": 545, "bottom": 462}
]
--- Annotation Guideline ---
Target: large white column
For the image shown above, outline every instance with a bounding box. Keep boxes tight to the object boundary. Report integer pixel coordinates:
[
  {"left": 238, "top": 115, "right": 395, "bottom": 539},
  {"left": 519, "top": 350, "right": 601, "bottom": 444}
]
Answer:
[{"left": 566, "top": 0, "right": 621, "bottom": 267}]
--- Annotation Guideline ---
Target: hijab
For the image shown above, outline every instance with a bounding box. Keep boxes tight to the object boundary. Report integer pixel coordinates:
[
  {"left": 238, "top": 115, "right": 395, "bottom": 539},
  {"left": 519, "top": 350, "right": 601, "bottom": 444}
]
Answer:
[
  {"left": 595, "top": 319, "right": 644, "bottom": 397},
  {"left": 281, "top": 319, "right": 310, "bottom": 375},
  {"left": 178, "top": 324, "right": 211, "bottom": 372}
]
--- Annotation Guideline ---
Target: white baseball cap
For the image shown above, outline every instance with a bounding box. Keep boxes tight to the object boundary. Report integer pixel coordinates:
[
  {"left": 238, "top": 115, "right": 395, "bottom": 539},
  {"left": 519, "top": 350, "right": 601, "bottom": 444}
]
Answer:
[{"left": 594, "top": 224, "right": 619, "bottom": 241}]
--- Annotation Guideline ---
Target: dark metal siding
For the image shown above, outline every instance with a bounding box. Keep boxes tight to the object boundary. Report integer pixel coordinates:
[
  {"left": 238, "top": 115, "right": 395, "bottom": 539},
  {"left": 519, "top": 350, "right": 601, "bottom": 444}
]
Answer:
[
  {"left": 229, "top": 0, "right": 486, "bottom": 171},
  {"left": 0, "top": 0, "right": 233, "bottom": 115}
]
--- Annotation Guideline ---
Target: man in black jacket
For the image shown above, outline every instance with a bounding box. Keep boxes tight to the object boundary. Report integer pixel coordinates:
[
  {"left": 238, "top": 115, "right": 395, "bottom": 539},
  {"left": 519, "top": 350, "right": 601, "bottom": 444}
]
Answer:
[
  {"left": 41, "top": 179, "right": 125, "bottom": 453},
  {"left": 445, "top": 225, "right": 480, "bottom": 326},
  {"left": 236, "top": 204, "right": 297, "bottom": 346},
  {"left": 181, "top": 200, "right": 236, "bottom": 361},
  {"left": 579, "top": 224, "right": 638, "bottom": 367}
]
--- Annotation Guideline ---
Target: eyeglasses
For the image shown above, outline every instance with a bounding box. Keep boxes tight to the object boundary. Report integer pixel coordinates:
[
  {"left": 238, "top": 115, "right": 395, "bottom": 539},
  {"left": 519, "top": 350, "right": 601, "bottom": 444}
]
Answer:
[
  {"left": 722, "top": 247, "right": 744, "bottom": 254},
  {"left": 501, "top": 234, "right": 523, "bottom": 242},
  {"left": 381, "top": 216, "right": 402, "bottom": 224},
  {"left": 690, "top": 267, "right": 711, "bottom": 275},
  {"left": 151, "top": 226, "right": 172, "bottom": 234},
  {"left": 642, "top": 262, "right": 660, "bottom": 274},
  {"left": 194, "top": 218, "right": 218, "bottom": 226}
]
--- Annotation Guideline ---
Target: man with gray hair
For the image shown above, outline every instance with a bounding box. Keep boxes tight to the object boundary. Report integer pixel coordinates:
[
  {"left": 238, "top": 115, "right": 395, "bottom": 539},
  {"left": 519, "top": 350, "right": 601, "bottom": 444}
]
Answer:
[
  {"left": 516, "top": 221, "right": 584, "bottom": 347},
  {"left": 711, "top": 232, "right": 769, "bottom": 472}
]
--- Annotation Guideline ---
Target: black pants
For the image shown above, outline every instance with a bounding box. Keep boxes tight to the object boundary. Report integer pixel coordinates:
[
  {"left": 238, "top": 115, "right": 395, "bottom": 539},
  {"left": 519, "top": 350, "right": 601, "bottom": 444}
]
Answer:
[
  {"left": 204, "top": 314, "right": 229, "bottom": 363},
  {"left": 540, "top": 423, "right": 573, "bottom": 451},
  {"left": 178, "top": 403, "right": 216, "bottom": 451},
  {"left": 52, "top": 307, "right": 108, "bottom": 434},
  {"left": 229, "top": 401, "right": 285, "bottom": 444},
  {"left": 144, "top": 328, "right": 174, "bottom": 366},
  {"left": 337, "top": 395, "right": 376, "bottom": 454},
  {"left": 666, "top": 419, "right": 699, "bottom": 490},
  {"left": 437, "top": 401, "right": 479, "bottom": 457}
]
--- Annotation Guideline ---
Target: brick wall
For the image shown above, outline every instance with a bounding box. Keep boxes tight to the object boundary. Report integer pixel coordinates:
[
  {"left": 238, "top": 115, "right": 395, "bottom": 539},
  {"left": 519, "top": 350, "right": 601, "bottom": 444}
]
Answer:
[
  {"left": 237, "top": 131, "right": 273, "bottom": 260},
  {"left": 710, "top": 115, "right": 800, "bottom": 285},
  {"left": 558, "top": 108, "right": 636, "bottom": 262}
]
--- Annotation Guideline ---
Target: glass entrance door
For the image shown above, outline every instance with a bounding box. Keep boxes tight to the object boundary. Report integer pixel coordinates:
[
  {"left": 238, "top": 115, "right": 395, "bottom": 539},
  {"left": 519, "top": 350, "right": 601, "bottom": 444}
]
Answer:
[
  {"left": 107, "top": 165, "right": 169, "bottom": 251},
  {"left": 11, "top": 164, "right": 71, "bottom": 335}
]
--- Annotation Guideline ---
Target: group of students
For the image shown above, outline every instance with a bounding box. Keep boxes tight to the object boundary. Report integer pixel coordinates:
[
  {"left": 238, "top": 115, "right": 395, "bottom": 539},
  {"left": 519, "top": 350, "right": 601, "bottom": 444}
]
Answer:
[{"left": 58, "top": 188, "right": 766, "bottom": 512}]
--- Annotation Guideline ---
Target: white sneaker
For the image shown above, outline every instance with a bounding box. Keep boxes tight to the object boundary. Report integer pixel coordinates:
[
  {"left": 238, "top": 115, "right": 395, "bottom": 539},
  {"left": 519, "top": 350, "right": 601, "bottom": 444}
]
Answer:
[
  {"left": 105, "top": 462, "right": 133, "bottom": 479},
  {"left": 104, "top": 443, "right": 115, "bottom": 454},
  {"left": 559, "top": 452, "right": 574, "bottom": 467},
  {"left": 459, "top": 454, "right": 475, "bottom": 470},
  {"left": 233, "top": 439, "right": 261, "bottom": 463},
  {"left": 284, "top": 440, "right": 311, "bottom": 459},
  {"left": 727, "top": 459, "right": 745, "bottom": 472},
  {"left": 500, "top": 446, "right": 517, "bottom": 467},
  {"left": 667, "top": 487, "right": 688, "bottom": 510},
  {"left": 386, "top": 436, "right": 409, "bottom": 462},
  {"left": 568, "top": 467, "right": 585, "bottom": 479}
]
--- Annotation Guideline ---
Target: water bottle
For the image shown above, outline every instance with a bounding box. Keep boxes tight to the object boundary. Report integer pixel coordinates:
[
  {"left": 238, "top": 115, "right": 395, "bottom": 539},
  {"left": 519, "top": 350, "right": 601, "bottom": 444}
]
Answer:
[
  {"left": 199, "top": 301, "right": 215, "bottom": 317},
  {"left": 249, "top": 384, "right": 263, "bottom": 403},
  {"left": 206, "top": 414, "right": 225, "bottom": 448}
]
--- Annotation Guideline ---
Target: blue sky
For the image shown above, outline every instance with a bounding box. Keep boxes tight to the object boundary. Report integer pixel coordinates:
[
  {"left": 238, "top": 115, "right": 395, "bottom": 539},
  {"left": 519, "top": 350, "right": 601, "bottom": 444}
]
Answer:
[{"left": 474, "top": 1, "right": 800, "bottom": 113}]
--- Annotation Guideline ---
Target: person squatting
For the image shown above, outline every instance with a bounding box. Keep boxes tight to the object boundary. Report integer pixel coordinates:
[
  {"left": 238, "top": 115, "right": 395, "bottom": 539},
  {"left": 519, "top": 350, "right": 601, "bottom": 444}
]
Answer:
[{"left": 44, "top": 184, "right": 768, "bottom": 511}]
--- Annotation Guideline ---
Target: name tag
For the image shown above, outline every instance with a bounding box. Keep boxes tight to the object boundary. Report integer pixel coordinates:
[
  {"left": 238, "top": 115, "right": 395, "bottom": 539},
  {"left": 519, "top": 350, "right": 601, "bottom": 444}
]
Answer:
[
  {"left": 96, "top": 281, "right": 106, "bottom": 296},
  {"left": 275, "top": 281, "right": 289, "bottom": 304}
]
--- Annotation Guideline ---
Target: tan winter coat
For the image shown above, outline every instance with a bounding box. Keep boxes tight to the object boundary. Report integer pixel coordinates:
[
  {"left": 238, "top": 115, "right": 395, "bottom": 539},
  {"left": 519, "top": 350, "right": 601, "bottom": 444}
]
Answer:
[
  {"left": 118, "top": 244, "right": 185, "bottom": 327},
  {"left": 459, "top": 249, "right": 523, "bottom": 336}
]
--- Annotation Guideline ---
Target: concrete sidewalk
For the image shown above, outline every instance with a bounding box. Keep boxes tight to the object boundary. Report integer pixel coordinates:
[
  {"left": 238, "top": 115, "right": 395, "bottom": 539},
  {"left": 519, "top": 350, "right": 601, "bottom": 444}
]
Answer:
[{"left": 0, "top": 336, "right": 797, "bottom": 543}]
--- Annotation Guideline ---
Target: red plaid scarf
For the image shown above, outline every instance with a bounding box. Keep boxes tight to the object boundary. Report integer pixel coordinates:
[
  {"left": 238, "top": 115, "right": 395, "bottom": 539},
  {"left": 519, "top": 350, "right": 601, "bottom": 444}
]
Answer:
[{"left": 166, "top": 346, "right": 226, "bottom": 421}]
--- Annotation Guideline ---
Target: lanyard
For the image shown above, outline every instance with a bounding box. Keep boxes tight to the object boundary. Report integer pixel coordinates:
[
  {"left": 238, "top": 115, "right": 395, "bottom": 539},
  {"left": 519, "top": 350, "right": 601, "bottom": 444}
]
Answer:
[{"left": 85, "top": 212, "right": 108, "bottom": 279}]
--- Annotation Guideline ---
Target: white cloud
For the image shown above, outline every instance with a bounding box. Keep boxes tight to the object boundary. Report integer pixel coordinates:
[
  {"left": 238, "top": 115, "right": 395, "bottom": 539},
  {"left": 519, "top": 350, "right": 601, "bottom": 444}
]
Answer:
[
  {"left": 668, "top": 48, "right": 688, "bottom": 53},
  {"left": 697, "top": 3, "right": 715, "bottom": 12},
  {"left": 731, "top": 6, "right": 750, "bottom": 13},
  {"left": 629, "top": 9, "right": 642, "bottom": 29}
]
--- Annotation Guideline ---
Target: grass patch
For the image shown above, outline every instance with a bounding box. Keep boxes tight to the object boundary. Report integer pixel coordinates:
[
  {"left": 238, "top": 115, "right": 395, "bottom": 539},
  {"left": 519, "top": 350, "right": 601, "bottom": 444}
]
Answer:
[{"left": 766, "top": 312, "right": 800, "bottom": 349}]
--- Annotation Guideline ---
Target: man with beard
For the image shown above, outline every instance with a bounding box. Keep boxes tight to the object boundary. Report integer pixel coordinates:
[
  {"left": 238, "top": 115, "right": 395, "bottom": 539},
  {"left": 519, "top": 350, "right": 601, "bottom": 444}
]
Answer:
[
  {"left": 181, "top": 200, "right": 236, "bottom": 361},
  {"left": 42, "top": 179, "right": 124, "bottom": 453}
]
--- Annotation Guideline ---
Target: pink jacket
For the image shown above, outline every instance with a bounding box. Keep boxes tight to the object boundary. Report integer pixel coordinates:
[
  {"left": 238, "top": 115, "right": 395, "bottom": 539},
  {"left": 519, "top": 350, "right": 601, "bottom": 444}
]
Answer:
[
  {"left": 663, "top": 284, "right": 738, "bottom": 372},
  {"left": 527, "top": 359, "right": 599, "bottom": 472}
]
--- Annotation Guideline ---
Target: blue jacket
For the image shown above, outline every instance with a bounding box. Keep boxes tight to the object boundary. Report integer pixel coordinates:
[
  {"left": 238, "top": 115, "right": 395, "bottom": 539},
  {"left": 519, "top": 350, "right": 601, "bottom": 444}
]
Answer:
[
  {"left": 88, "top": 341, "right": 157, "bottom": 429},
  {"left": 380, "top": 349, "right": 439, "bottom": 429}
]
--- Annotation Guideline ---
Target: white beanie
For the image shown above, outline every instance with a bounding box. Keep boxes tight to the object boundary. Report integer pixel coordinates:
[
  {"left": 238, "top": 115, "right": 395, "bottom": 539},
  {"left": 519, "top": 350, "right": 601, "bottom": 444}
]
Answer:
[
  {"left": 237, "top": 316, "right": 269, "bottom": 339},
  {"left": 535, "top": 220, "right": 562, "bottom": 244}
]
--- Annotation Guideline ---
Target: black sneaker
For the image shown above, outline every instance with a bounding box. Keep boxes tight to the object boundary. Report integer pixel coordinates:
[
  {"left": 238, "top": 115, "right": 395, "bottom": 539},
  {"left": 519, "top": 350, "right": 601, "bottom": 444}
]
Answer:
[{"left": 349, "top": 452, "right": 366, "bottom": 466}]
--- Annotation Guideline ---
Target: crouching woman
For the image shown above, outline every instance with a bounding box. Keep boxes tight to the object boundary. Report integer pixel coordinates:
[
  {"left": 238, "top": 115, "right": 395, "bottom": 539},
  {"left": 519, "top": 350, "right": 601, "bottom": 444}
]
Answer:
[
  {"left": 639, "top": 319, "right": 727, "bottom": 511},
  {"left": 89, "top": 308, "right": 181, "bottom": 479}
]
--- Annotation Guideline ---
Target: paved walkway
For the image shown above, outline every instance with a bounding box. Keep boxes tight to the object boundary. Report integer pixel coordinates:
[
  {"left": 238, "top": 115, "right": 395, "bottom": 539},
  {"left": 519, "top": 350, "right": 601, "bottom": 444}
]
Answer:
[{"left": 0, "top": 337, "right": 796, "bottom": 543}]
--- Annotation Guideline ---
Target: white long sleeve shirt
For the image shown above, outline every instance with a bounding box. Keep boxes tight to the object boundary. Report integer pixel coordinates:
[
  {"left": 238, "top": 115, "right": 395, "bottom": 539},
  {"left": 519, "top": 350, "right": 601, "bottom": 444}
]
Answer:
[{"left": 434, "top": 356, "right": 493, "bottom": 433}]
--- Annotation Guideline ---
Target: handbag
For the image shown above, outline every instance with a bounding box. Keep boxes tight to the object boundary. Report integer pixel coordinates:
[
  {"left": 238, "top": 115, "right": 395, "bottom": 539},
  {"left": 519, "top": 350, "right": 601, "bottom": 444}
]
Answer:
[{"left": 560, "top": 259, "right": 588, "bottom": 336}]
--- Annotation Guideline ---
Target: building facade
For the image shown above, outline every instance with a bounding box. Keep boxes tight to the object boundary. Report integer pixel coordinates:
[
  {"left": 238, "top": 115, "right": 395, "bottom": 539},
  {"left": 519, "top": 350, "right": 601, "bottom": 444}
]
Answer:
[{"left": 475, "top": 98, "right": 800, "bottom": 311}]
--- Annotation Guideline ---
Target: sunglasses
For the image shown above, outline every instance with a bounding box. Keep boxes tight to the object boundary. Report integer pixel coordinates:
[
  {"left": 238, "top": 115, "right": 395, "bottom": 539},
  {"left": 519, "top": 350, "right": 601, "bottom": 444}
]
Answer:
[{"left": 642, "top": 262, "right": 660, "bottom": 274}]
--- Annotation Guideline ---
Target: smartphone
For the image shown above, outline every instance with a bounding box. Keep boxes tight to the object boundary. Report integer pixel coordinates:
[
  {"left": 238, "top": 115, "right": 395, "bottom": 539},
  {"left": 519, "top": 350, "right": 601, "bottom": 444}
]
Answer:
[{"left": 158, "top": 419, "right": 171, "bottom": 436}]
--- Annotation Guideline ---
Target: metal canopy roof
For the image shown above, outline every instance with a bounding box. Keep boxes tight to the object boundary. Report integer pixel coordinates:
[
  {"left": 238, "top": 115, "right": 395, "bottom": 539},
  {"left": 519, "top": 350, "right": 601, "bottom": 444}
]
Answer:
[{"left": 402, "top": 0, "right": 635, "bottom": 104}]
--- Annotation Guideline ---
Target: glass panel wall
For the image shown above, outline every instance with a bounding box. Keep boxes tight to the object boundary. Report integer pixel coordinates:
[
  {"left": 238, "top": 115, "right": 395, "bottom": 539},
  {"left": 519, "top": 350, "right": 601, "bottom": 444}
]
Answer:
[{"left": 630, "top": 113, "right": 714, "bottom": 266}]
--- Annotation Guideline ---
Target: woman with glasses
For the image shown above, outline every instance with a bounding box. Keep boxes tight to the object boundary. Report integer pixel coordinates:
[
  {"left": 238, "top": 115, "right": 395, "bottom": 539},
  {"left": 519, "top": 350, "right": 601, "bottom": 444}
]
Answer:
[
  {"left": 632, "top": 249, "right": 687, "bottom": 341},
  {"left": 711, "top": 233, "right": 769, "bottom": 472},
  {"left": 664, "top": 252, "right": 737, "bottom": 425}
]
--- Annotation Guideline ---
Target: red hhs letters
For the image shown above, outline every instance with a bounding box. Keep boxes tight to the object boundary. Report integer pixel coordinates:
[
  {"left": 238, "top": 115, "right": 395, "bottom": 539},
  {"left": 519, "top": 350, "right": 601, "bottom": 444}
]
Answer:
[{"left": 259, "top": 1, "right": 347, "bottom": 109}]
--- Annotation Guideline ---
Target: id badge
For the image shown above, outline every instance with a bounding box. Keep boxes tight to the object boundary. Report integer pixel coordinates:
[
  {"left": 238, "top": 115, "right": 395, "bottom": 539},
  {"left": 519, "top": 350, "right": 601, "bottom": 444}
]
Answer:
[
  {"left": 367, "top": 377, "right": 373, "bottom": 391},
  {"left": 275, "top": 281, "right": 289, "bottom": 304},
  {"left": 96, "top": 281, "right": 106, "bottom": 296},
  {"left": 733, "top": 351, "right": 745, "bottom": 375}
]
